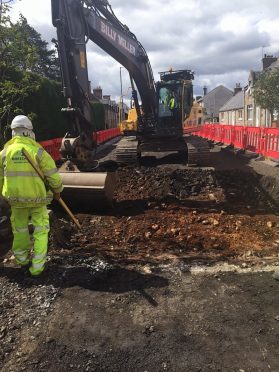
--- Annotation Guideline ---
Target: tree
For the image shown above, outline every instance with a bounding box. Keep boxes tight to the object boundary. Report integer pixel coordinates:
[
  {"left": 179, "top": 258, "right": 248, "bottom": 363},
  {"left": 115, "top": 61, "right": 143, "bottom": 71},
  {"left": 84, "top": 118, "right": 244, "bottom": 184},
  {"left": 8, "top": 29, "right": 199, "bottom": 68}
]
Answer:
[
  {"left": 11, "top": 15, "right": 60, "bottom": 80},
  {"left": 253, "top": 67, "right": 279, "bottom": 122},
  {"left": 0, "top": 0, "right": 14, "bottom": 24},
  {"left": 0, "top": 3, "right": 62, "bottom": 147},
  {"left": 0, "top": 11, "right": 60, "bottom": 80}
]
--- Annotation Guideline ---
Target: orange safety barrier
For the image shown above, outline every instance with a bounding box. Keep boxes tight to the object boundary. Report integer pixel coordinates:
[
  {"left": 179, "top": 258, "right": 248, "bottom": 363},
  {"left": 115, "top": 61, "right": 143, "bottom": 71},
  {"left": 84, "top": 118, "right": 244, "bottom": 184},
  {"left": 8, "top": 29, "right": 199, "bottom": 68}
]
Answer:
[
  {"left": 186, "top": 123, "right": 279, "bottom": 160},
  {"left": 264, "top": 128, "right": 279, "bottom": 159},
  {"left": 245, "top": 127, "right": 261, "bottom": 153},
  {"left": 40, "top": 128, "right": 121, "bottom": 161},
  {"left": 39, "top": 139, "right": 60, "bottom": 161},
  {"left": 222, "top": 125, "right": 232, "bottom": 145},
  {"left": 233, "top": 126, "right": 246, "bottom": 149}
]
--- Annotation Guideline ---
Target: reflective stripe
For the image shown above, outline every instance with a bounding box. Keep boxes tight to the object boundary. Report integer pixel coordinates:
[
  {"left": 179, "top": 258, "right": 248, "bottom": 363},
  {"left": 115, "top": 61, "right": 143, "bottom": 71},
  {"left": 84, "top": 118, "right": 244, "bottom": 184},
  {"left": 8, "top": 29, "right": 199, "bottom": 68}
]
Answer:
[
  {"left": 15, "top": 226, "right": 29, "bottom": 233},
  {"left": 33, "top": 225, "right": 50, "bottom": 232},
  {"left": 36, "top": 148, "right": 44, "bottom": 160},
  {"left": 43, "top": 168, "right": 58, "bottom": 177},
  {"left": 31, "top": 262, "right": 45, "bottom": 269},
  {"left": 16, "top": 256, "right": 28, "bottom": 262},
  {"left": 4, "top": 171, "right": 40, "bottom": 177},
  {"left": 33, "top": 253, "right": 47, "bottom": 260},
  {"left": 13, "top": 250, "right": 28, "bottom": 255},
  {"left": 7, "top": 196, "right": 52, "bottom": 203}
]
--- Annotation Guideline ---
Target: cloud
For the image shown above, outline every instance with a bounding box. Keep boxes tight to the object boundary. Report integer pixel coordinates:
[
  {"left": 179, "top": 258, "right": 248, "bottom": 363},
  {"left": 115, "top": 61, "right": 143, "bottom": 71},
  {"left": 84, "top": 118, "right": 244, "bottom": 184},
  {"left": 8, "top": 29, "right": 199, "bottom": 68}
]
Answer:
[{"left": 10, "top": 0, "right": 279, "bottom": 101}]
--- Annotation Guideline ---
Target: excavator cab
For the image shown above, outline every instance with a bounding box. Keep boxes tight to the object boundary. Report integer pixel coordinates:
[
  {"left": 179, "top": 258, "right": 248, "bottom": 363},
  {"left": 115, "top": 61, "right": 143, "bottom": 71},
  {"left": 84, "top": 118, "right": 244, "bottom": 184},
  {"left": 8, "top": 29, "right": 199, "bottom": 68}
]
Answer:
[{"left": 156, "top": 70, "right": 194, "bottom": 137}]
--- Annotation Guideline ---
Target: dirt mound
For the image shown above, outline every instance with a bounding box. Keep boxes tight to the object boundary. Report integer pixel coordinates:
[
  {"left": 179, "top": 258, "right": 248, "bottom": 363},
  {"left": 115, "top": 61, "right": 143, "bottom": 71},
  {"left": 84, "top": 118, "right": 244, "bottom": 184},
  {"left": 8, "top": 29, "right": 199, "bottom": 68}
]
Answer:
[
  {"left": 115, "top": 167, "right": 218, "bottom": 201},
  {"left": 115, "top": 167, "right": 271, "bottom": 209},
  {"left": 49, "top": 168, "right": 279, "bottom": 265}
]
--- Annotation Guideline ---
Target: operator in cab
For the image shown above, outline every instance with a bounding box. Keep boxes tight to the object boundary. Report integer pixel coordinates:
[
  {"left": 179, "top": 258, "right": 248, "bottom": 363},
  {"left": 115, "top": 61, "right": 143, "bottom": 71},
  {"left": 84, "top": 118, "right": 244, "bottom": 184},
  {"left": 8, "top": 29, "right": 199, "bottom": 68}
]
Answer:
[
  {"left": 0, "top": 115, "right": 63, "bottom": 277},
  {"left": 168, "top": 92, "right": 177, "bottom": 110}
]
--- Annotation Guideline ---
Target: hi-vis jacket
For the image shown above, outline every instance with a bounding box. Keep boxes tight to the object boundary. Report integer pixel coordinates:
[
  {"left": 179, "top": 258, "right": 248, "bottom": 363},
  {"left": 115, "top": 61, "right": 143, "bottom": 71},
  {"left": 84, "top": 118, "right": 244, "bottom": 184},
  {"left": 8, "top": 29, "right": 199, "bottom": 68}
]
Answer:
[{"left": 0, "top": 136, "right": 63, "bottom": 207}]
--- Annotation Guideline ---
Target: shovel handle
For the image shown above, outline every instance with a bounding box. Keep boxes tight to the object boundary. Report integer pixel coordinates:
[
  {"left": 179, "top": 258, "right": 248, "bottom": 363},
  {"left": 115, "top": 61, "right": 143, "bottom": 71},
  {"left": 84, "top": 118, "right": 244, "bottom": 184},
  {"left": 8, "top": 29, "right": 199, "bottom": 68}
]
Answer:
[
  {"left": 57, "top": 197, "right": 82, "bottom": 229},
  {"left": 22, "top": 148, "right": 81, "bottom": 230}
]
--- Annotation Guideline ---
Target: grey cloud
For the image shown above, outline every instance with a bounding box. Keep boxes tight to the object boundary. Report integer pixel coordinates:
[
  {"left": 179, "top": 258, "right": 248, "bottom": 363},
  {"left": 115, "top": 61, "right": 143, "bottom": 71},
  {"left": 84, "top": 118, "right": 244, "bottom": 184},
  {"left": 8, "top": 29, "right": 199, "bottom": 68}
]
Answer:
[
  {"left": 13, "top": 0, "right": 279, "bottom": 109},
  {"left": 35, "top": 24, "right": 56, "bottom": 45}
]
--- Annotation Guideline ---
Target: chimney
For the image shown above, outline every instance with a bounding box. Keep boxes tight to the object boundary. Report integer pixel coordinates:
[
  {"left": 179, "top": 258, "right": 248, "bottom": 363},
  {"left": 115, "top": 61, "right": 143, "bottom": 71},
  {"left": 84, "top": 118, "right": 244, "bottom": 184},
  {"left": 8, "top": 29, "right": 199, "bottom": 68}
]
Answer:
[
  {"left": 234, "top": 83, "right": 242, "bottom": 95},
  {"left": 203, "top": 86, "right": 207, "bottom": 96},
  {"left": 262, "top": 54, "right": 277, "bottom": 70},
  {"left": 93, "top": 86, "right": 103, "bottom": 99}
]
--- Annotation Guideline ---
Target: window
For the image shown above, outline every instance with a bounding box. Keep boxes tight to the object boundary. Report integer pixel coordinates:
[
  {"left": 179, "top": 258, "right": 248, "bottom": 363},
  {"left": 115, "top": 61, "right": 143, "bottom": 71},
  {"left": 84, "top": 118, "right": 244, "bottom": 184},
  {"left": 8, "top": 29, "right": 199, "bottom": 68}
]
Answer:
[
  {"left": 238, "top": 110, "right": 243, "bottom": 120},
  {"left": 247, "top": 105, "right": 253, "bottom": 120},
  {"left": 220, "top": 112, "right": 224, "bottom": 121}
]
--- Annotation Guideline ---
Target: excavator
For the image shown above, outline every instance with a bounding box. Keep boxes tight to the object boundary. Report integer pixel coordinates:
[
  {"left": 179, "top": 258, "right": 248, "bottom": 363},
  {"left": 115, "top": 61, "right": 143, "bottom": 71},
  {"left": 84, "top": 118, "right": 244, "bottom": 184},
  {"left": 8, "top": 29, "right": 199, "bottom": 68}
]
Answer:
[
  {"left": 119, "top": 104, "right": 138, "bottom": 136},
  {"left": 51, "top": 0, "right": 209, "bottom": 203}
]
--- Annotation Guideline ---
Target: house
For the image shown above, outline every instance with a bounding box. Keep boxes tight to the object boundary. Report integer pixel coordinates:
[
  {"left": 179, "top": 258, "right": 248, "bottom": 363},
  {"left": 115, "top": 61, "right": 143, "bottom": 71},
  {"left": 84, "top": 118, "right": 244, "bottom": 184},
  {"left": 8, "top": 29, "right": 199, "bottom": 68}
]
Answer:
[
  {"left": 243, "top": 54, "right": 278, "bottom": 127},
  {"left": 219, "top": 84, "right": 244, "bottom": 125},
  {"left": 92, "top": 87, "right": 120, "bottom": 129},
  {"left": 184, "top": 100, "right": 204, "bottom": 128},
  {"left": 197, "top": 85, "right": 233, "bottom": 123}
]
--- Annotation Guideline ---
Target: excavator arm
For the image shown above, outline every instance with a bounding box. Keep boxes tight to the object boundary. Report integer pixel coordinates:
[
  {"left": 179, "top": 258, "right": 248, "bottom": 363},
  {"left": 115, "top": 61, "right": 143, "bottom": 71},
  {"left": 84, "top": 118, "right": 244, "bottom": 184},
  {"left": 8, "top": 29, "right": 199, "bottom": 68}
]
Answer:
[{"left": 51, "top": 0, "right": 157, "bottom": 159}]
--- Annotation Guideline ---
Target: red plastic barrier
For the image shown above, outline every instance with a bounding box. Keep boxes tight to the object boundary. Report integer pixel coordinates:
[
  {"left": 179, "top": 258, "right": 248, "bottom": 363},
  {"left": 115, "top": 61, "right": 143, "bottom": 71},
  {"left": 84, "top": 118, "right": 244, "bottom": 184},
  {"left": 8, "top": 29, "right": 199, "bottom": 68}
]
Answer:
[
  {"left": 233, "top": 126, "right": 246, "bottom": 149},
  {"left": 245, "top": 127, "right": 261, "bottom": 153},
  {"left": 213, "top": 125, "right": 224, "bottom": 142},
  {"left": 222, "top": 125, "right": 232, "bottom": 145},
  {"left": 264, "top": 128, "right": 279, "bottom": 159},
  {"left": 39, "top": 139, "right": 60, "bottom": 161},
  {"left": 40, "top": 127, "right": 121, "bottom": 161},
  {"left": 186, "top": 123, "right": 279, "bottom": 160}
]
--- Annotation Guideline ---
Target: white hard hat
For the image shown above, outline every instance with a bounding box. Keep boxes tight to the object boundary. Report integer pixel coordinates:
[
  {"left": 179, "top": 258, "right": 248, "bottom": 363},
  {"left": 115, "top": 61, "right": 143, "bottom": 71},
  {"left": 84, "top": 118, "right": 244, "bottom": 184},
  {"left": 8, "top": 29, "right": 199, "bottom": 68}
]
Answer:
[{"left": 11, "top": 115, "right": 33, "bottom": 130}]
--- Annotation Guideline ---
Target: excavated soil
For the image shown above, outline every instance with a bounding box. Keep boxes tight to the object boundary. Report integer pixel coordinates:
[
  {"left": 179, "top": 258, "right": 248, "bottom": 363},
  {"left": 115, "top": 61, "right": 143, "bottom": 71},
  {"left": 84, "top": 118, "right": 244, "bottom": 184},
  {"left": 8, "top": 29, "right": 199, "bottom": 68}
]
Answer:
[
  {"left": 1, "top": 148, "right": 279, "bottom": 371},
  {"left": 49, "top": 166, "right": 279, "bottom": 265}
]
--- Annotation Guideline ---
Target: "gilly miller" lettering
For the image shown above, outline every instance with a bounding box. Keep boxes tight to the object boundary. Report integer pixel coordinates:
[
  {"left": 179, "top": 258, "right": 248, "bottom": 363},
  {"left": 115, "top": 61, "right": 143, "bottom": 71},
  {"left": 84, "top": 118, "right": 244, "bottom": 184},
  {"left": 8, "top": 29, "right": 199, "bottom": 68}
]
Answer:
[{"left": 101, "top": 21, "right": 136, "bottom": 56}]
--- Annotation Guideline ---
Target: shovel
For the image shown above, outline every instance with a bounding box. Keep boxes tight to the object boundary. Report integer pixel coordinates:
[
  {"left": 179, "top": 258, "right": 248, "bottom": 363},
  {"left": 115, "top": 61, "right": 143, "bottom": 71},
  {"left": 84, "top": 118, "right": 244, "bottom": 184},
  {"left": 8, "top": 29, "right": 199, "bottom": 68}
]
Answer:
[{"left": 22, "top": 148, "right": 81, "bottom": 229}]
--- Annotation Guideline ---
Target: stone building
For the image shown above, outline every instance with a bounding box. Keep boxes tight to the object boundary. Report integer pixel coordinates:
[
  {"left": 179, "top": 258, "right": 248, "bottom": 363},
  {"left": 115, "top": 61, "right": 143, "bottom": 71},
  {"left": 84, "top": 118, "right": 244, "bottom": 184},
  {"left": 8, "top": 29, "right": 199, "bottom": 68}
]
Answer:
[
  {"left": 92, "top": 87, "right": 119, "bottom": 129},
  {"left": 243, "top": 55, "right": 279, "bottom": 127},
  {"left": 219, "top": 84, "right": 244, "bottom": 125},
  {"left": 184, "top": 100, "right": 204, "bottom": 127}
]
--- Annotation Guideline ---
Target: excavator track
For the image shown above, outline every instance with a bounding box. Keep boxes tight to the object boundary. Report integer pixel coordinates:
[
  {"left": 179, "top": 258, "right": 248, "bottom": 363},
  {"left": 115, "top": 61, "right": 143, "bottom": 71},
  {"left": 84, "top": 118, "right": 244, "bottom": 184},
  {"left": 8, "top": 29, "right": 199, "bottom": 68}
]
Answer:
[
  {"left": 184, "top": 135, "right": 210, "bottom": 166},
  {"left": 114, "top": 135, "right": 209, "bottom": 166},
  {"left": 115, "top": 136, "right": 138, "bottom": 164}
]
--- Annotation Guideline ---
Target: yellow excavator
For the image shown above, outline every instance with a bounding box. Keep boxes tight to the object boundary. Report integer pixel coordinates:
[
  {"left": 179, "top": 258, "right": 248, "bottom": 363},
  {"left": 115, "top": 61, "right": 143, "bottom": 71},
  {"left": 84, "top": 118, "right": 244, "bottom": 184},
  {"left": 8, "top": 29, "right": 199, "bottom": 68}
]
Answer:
[{"left": 119, "top": 105, "right": 138, "bottom": 136}]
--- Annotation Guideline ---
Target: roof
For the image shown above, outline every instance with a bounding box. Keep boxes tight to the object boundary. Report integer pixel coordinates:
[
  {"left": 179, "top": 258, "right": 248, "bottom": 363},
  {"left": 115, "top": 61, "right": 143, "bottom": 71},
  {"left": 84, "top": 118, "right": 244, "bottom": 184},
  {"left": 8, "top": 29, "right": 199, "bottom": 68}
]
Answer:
[
  {"left": 197, "top": 85, "right": 233, "bottom": 102},
  {"left": 219, "top": 91, "right": 244, "bottom": 112}
]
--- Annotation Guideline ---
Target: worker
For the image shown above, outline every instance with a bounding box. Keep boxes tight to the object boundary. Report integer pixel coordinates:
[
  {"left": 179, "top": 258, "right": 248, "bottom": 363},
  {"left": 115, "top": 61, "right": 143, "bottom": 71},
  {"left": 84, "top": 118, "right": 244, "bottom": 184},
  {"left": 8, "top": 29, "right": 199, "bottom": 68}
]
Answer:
[
  {"left": 0, "top": 115, "right": 63, "bottom": 276},
  {"left": 168, "top": 93, "right": 177, "bottom": 111}
]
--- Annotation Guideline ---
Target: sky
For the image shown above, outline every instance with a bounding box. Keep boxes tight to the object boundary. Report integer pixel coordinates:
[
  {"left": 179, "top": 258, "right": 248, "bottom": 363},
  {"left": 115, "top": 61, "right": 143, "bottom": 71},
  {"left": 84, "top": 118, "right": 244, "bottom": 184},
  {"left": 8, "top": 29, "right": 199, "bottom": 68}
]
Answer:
[{"left": 10, "top": 0, "right": 279, "bottom": 103}]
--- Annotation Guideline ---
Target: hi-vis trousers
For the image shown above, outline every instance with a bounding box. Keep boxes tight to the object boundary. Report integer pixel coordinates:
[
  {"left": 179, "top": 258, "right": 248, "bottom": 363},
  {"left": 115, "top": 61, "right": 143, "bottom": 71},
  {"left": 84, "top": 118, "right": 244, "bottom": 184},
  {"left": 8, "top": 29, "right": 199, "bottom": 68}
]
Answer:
[{"left": 10, "top": 206, "right": 49, "bottom": 276}]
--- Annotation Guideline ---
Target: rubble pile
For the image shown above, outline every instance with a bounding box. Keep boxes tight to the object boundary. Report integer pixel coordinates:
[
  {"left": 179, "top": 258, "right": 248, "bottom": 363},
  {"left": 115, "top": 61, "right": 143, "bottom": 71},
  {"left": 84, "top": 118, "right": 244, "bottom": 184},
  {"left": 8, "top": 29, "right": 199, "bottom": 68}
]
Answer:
[
  {"left": 48, "top": 168, "right": 279, "bottom": 265},
  {"left": 115, "top": 167, "right": 270, "bottom": 209},
  {"left": 115, "top": 167, "right": 219, "bottom": 201}
]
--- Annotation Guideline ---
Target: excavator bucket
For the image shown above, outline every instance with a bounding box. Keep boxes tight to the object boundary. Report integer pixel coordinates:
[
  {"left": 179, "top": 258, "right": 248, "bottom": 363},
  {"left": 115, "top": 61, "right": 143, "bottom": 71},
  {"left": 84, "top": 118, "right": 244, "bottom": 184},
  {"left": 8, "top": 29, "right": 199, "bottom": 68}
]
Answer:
[{"left": 59, "top": 170, "right": 117, "bottom": 209}]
